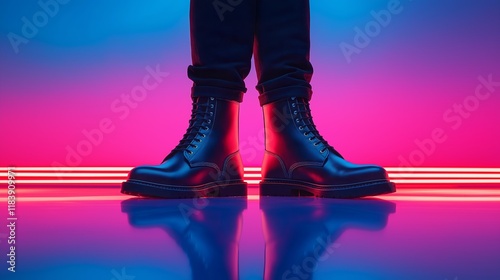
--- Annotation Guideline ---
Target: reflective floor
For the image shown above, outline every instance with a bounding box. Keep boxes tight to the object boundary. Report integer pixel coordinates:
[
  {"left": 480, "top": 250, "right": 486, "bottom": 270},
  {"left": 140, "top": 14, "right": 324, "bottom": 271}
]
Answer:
[{"left": 1, "top": 187, "right": 500, "bottom": 280}]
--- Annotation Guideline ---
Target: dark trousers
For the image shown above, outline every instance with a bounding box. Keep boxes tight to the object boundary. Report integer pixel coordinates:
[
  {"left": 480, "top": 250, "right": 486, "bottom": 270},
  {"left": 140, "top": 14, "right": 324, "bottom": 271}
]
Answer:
[{"left": 188, "top": 0, "right": 313, "bottom": 106}]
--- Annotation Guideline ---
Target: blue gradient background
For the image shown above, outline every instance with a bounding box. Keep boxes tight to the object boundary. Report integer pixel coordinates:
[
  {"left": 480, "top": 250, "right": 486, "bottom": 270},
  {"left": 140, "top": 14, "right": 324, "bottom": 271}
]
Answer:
[{"left": 1, "top": 0, "right": 499, "bottom": 168}]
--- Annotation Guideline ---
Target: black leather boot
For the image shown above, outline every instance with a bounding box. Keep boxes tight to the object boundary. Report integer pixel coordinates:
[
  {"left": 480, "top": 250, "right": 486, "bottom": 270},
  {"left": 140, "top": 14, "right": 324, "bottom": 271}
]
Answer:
[
  {"left": 260, "top": 97, "right": 396, "bottom": 198},
  {"left": 122, "top": 97, "right": 247, "bottom": 198}
]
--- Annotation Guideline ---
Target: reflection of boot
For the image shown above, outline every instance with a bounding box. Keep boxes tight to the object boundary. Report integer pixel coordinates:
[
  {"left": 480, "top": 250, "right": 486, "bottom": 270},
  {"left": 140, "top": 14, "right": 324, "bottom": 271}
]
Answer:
[
  {"left": 260, "top": 197, "right": 396, "bottom": 280},
  {"left": 122, "top": 96, "right": 247, "bottom": 198},
  {"left": 260, "top": 97, "right": 396, "bottom": 198},
  {"left": 121, "top": 198, "right": 246, "bottom": 280}
]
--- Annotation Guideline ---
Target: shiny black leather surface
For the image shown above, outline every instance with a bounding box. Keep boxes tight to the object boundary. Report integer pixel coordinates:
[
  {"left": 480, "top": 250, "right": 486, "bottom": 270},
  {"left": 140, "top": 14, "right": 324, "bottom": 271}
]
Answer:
[{"left": 262, "top": 97, "right": 391, "bottom": 186}]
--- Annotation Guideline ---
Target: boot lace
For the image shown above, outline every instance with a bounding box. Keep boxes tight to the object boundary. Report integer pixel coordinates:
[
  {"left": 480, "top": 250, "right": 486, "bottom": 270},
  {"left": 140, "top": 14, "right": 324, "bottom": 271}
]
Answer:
[
  {"left": 173, "top": 97, "right": 215, "bottom": 155},
  {"left": 291, "top": 97, "right": 343, "bottom": 158}
]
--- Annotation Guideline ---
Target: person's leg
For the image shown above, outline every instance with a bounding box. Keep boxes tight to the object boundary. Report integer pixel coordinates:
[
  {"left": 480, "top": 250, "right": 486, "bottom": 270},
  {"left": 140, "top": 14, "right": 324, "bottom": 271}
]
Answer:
[
  {"left": 122, "top": 0, "right": 256, "bottom": 198},
  {"left": 189, "top": 0, "right": 256, "bottom": 102},
  {"left": 256, "top": 0, "right": 395, "bottom": 198},
  {"left": 254, "top": 0, "right": 313, "bottom": 106}
]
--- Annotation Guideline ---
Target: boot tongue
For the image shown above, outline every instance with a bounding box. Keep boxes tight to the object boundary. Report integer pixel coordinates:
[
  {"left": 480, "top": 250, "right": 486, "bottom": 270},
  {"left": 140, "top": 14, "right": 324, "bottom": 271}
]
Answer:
[
  {"left": 188, "top": 97, "right": 210, "bottom": 132},
  {"left": 295, "top": 97, "right": 344, "bottom": 159}
]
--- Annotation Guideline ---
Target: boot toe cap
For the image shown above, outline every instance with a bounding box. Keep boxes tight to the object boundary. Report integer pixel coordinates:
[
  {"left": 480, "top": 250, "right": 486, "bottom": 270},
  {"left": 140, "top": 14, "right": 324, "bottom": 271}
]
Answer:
[
  {"left": 354, "top": 164, "right": 389, "bottom": 182},
  {"left": 127, "top": 165, "right": 169, "bottom": 184}
]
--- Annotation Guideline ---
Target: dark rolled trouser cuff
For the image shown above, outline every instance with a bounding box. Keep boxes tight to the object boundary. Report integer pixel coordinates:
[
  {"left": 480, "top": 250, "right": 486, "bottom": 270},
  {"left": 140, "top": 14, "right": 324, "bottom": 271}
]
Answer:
[
  {"left": 258, "top": 86, "right": 312, "bottom": 106},
  {"left": 191, "top": 86, "right": 245, "bottom": 103}
]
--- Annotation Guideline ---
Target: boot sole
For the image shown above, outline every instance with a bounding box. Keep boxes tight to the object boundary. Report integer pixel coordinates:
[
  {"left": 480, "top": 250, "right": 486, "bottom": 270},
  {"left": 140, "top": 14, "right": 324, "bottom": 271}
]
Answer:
[
  {"left": 121, "top": 179, "right": 247, "bottom": 199},
  {"left": 260, "top": 179, "right": 395, "bottom": 199}
]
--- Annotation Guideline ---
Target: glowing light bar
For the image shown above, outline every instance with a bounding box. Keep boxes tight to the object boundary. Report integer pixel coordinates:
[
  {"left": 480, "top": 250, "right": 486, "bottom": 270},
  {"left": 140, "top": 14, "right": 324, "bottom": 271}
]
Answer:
[
  {"left": 243, "top": 174, "right": 262, "bottom": 178},
  {"left": 0, "top": 180, "right": 123, "bottom": 184},
  {"left": 1, "top": 167, "right": 499, "bottom": 186},
  {"left": 391, "top": 179, "right": 500, "bottom": 184},
  {"left": 2, "top": 167, "right": 499, "bottom": 172},
  {"left": 398, "top": 189, "right": 500, "bottom": 195},
  {"left": 0, "top": 167, "right": 133, "bottom": 171},
  {"left": 244, "top": 167, "right": 262, "bottom": 172},
  {"left": 11, "top": 196, "right": 128, "bottom": 202},
  {"left": 13, "top": 173, "right": 129, "bottom": 177},
  {"left": 385, "top": 167, "right": 500, "bottom": 172},
  {"left": 245, "top": 180, "right": 261, "bottom": 185},
  {"left": 2, "top": 193, "right": 500, "bottom": 202},
  {"left": 389, "top": 173, "right": 500, "bottom": 178},
  {"left": 378, "top": 196, "right": 500, "bottom": 202}
]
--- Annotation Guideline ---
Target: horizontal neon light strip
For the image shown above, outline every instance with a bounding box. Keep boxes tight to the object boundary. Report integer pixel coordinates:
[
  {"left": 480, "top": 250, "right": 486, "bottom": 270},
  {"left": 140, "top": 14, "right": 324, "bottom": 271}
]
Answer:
[
  {"left": 1, "top": 167, "right": 500, "bottom": 185},
  {"left": 2, "top": 194, "right": 500, "bottom": 202},
  {"left": 245, "top": 180, "right": 261, "bottom": 185},
  {"left": 2, "top": 167, "right": 500, "bottom": 172},
  {"left": 390, "top": 179, "right": 500, "bottom": 184},
  {"left": 243, "top": 174, "right": 262, "bottom": 178},
  {"left": 244, "top": 167, "right": 262, "bottom": 172},
  {"left": 0, "top": 180, "right": 124, "bottom": 184},
  {"left": 388, "top": 173, "right": 500, "bottom": 178},
  {"left": 9, "top": 196, "right": 128, "bottom": 202},
  {"left": 0, "top": 167, "right": 262, "bottom": 172},
  {"left": 398, "top": 189, "right": 500, "bottom": 195},
  {"left": 379, "top": 196, "right": 500, "bottom": 202},
  {"left": 10, "top": 172, "right": 499, "bottom": 179},
  {"left": 385, "top": 167, "right": 500, "bottom": 172},
  {"left": 11, "top": 173, "right": 129, "bottom": 177},
  {"left": 0, "top": 167, "right": 134, "bottom": 171},
  {"left": 1, "top": 179, "right": 500, "bottom": 185}
]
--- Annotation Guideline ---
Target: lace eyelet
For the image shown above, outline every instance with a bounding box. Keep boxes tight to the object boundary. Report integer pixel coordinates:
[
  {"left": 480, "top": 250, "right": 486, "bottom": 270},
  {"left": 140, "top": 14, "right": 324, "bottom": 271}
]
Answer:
[
  {"left": 293, "top": 110, "right": 298, "bottom": 115},
  {"left": 291, "top": 103, "right": 296, "bottom": 108},
  {"left": 303, "top": 132, "right": 308, "bottom": 136},
  {"left": 295, "top": 118, "right": 300, "bottom": 123},
  {"left": 187, "top": 151, "right": 193, "bottom": 155},
  {"left": 210, "top": 97, "right": 214, "bottom": 101},
  {"left": 201, "top": 134, "right": 206, "bottom": 137},
  {"left": 308, "top": 137, "right": 313, "bottom": 141},
  {"left": 314, "top": 142, "right": 319, "bottom": 146},
  {"left": 291, "top": 97, "right": 296, "bottom": 101},
  {"left": 299, "top": 126, "right": 304, "bottom": 130},
  {"left": 207, "top": 120, "right": 211, "bottom": 124},
  {"left": 209, "top": 112, "right": 214, "bottom": 116},
  {"left": 210, "top": 104, "right": 214, "bottom": 109},
  {"left": 193, "top": 145, "right": 198, "bottom": 148}
]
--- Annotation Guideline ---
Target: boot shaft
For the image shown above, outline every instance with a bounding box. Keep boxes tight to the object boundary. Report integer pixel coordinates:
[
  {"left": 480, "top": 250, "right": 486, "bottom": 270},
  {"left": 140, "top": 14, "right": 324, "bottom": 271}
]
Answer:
[
  {"left": 177, "top": 97, "right": 241, "bottom": 163},
  {"left": 262, "top": 97, "right": 328, "bottom": 167}
]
